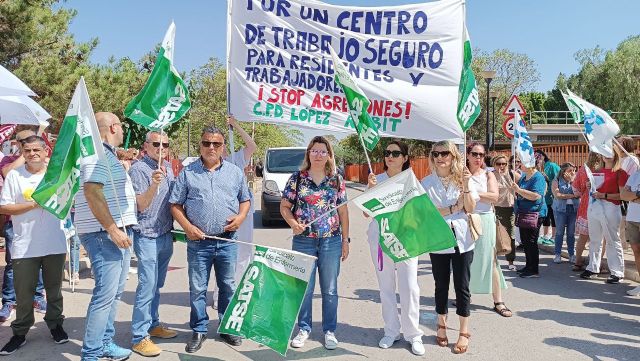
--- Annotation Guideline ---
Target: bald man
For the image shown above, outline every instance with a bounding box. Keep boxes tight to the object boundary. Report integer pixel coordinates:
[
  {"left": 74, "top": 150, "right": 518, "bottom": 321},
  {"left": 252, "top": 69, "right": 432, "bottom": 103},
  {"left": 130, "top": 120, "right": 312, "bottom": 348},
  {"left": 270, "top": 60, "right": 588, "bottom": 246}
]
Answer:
[{"left": 75, "top": 112, "right": 138, "bottom": 361}]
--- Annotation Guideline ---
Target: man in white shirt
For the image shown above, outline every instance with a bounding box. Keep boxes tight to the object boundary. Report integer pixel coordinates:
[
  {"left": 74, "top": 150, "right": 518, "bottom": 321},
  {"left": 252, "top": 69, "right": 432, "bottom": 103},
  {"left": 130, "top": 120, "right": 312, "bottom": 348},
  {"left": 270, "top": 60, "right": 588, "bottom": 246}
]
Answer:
[{"left": 0, "top": 135, "right": 69, "bottom": 355}]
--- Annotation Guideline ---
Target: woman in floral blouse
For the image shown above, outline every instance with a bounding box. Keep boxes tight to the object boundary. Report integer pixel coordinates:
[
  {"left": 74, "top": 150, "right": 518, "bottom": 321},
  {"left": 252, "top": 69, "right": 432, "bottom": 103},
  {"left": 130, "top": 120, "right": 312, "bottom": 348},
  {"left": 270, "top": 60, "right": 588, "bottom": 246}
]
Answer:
[{"left": 280, "top": 136, "right": 349, "bottom": 351}]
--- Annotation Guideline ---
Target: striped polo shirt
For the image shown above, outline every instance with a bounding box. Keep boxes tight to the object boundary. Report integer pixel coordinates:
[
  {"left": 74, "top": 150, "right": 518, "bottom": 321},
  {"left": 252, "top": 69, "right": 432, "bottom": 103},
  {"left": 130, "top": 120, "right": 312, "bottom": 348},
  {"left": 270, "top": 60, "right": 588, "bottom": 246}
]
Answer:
[{"left": 75, "top": 143, "right": 137, "bottom": 235}]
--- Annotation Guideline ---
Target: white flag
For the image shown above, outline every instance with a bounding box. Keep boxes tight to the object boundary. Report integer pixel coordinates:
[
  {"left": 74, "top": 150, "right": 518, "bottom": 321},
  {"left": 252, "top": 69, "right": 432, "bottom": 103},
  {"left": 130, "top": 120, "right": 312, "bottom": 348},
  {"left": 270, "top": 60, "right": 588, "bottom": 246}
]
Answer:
[{"left": 514, "top": 112, "right": 535, "bottom": 168}]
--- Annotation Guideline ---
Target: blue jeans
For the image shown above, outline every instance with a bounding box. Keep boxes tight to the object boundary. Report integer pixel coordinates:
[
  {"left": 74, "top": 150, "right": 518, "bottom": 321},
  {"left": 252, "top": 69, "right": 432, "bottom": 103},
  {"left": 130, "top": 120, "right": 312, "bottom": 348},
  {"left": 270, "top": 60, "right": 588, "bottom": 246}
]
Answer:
[
  {"left": 131, "top": 231, "right": 173, "bottom": 344},
  {"left": 554, "top": 205, "right": 577, "bottom": 257},
  {"left": 292, "top": 235, "right": 342, "bottom": 333},
  {"left": 187, "top": 236, "right": 237, "bottom": 334},
  {"left": 2, "top": 222, "right": 45, "bottom": 305},
  {"left": 70, "top": 234, "right": 80, "bottom": 274},
  {"left": 80, "top": 231, "right": 131, "bottom": 360}
]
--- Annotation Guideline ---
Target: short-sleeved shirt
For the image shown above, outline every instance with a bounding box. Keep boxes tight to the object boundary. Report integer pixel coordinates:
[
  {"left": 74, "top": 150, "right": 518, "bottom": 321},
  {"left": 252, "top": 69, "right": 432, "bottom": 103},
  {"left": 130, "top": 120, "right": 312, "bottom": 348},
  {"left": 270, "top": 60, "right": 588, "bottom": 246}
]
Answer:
[
  {"left": 420, "top": 174, "right": 480, "bottom": 254},
  {"left": 0, "top": 154, "right": 20, "bottom": 221},
  {"left": 169, "top": 157, "right": 250, "bottom": 238},
  {"left": 594, "top": 168, "right": 628, "bottom": 206},
  {"left": 515, "top": 171, "right": 547, "bottom": 218},
  {"left": 543, "top": 161, "right": 560, "bottom": 205},
  {"left": 282, "top": 171, "right": 347, "bottom": 238},
  {"left": 625, "top": 172, "right": 640, "bottom": 223},
  {"left": 74, "top": 143, "right": 138, "bottom": 234},
  {"left": 0, "top": 166, "right": 67, "bottom": 258},
  {"left": 129, "top": 155, "right": 175, "bottom": 238},
  {"left": 574, "top": 166, "right": 590, "bottom": 219}
]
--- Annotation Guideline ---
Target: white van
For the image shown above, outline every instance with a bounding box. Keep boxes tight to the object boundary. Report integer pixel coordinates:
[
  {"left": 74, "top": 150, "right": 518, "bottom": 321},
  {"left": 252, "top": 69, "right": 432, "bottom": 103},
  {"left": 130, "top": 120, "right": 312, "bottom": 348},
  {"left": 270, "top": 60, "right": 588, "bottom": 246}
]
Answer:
[{"left": 261, "top": 147, "right": 306, "bottom": 226}]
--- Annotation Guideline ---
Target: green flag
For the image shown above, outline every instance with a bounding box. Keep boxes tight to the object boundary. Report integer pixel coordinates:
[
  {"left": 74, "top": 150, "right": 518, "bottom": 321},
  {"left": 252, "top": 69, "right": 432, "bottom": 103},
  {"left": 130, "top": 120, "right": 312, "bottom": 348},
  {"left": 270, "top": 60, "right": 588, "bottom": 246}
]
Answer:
[
  {"left": 329, "top": 46, "right": 380, "bottom": 151},
  {"left": 219, "top": 245, "right": 315, "bottom": 356},
  {"left": 124, "top": 22, "right": 190, "bottom": 130},
  {"left": 456, "top": 25, "right": 481, "bottom": 132},
  {"left": 32, "top": 77, "right": 106, "bottom": 219},
  {"left": 353, "top": 169, "right": 456, "bottom": 262}
]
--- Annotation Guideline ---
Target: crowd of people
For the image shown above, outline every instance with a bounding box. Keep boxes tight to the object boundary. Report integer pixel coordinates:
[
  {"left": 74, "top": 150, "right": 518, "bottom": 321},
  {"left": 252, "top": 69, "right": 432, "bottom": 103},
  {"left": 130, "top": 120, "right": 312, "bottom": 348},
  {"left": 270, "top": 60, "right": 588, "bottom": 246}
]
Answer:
[{"left": 0, "top": 112, "right": 637, "bottom": 359}]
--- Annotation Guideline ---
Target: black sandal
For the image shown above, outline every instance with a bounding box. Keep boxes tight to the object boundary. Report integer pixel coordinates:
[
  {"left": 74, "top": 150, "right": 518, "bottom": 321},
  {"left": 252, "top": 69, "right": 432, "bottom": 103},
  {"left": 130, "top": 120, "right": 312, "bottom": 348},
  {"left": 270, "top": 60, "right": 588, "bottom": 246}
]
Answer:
[{"left": 493, "top": 302, "right": 513, "bottom": 318}]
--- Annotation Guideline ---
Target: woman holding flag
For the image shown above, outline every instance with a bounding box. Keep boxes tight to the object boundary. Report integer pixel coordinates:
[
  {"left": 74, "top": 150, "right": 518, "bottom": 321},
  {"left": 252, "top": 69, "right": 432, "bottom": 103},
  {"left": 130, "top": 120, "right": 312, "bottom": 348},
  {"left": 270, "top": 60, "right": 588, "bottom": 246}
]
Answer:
[
  {"left": 580, "top": 151, "right": 629, "bottom": 284},
  {"left": 365, "top": 140, "right": 424, "bottom": 356},
  {"left": 280, "top": 136, "right": 349, "bottom": 351},
  {"left": 420, "top": 140, "right": 476, "bottom": 354}
]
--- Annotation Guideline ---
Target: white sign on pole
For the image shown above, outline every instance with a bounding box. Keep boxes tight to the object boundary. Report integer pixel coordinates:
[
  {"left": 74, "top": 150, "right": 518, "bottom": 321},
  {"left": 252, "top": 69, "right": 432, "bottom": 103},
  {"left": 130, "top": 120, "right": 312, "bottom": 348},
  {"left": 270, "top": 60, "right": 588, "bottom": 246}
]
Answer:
[
  {"left": 227, "top": 0, "right": 466, "bottom": 143},
  {"left": 503, "top": 94, "right": 527, "bottom": 116}
]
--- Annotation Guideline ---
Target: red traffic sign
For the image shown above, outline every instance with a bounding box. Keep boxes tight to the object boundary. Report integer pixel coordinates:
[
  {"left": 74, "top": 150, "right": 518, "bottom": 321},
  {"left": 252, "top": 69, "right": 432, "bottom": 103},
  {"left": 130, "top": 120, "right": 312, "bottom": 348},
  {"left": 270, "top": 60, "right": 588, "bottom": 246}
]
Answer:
[
  {"left": 503, "top": 95, "right": 527, "bottom": 116},
  {"left": 502, "top": 115, "right": 515, "bottom": 139}
]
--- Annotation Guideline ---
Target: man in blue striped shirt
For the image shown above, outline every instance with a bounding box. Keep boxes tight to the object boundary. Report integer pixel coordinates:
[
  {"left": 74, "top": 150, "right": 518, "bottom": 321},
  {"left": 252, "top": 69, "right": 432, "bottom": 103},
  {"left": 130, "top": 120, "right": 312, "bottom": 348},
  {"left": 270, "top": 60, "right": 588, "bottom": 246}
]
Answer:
[
  {"left": 77, "top": 112, "right": 137, "bottom": 361},
  {"left": 170, "top": 126, "right": 250, "bottom": 353}
]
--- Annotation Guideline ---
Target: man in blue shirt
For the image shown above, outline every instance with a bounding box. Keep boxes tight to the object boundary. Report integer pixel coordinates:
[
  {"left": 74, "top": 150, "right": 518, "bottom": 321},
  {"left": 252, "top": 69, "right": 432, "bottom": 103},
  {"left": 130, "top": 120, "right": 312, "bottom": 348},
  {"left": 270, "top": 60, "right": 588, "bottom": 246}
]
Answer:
[
  {"left": 128, "top": 131, "right": 176, "bottom": 357},
  {"left": 170, "top": 126, "right": 250, "bottom": 353}
]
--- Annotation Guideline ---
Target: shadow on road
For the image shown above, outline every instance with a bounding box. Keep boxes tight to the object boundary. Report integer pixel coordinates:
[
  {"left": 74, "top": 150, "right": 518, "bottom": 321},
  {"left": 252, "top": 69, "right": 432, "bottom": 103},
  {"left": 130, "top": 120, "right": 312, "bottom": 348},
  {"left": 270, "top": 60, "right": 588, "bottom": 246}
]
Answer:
[{"left": 544, "top": 337, "right": 639, "bottom": 361}]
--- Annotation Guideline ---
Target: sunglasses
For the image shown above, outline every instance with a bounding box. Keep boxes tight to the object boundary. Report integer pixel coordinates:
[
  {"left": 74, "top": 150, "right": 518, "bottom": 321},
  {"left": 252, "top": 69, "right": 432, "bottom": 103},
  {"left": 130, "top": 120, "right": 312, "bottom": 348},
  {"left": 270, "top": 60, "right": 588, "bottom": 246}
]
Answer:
[
  {"left": 309, "top": 149, "right": 329, "bottom": 156},
  {"left": 495, "top": 162, "right": 508, "bottom": 166},
  {"left": 384, "top": 150, "right": 404, "bottom": 158},
  {"left": 201, "top": 140, "right": 224, "bottom": 148},
  {"left": 150, "top": 142, "right": 169, "bottom": 148},
  {"left": 431, "top": 150, "right": 451, "bottom": 158},
  {"left": 470, "top": 151, "right": 485, "bottom": 158}
]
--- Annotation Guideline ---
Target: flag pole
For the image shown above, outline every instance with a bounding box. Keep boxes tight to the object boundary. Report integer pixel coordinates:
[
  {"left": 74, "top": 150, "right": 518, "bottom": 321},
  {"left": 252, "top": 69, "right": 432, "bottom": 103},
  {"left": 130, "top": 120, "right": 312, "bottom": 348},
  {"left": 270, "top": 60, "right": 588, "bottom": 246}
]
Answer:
[
  {"left": 358, "top": 132, "right": 373, "bottom": 175},
  {"left": 157, "top": 127, "right": 165, "bottom": 195}
]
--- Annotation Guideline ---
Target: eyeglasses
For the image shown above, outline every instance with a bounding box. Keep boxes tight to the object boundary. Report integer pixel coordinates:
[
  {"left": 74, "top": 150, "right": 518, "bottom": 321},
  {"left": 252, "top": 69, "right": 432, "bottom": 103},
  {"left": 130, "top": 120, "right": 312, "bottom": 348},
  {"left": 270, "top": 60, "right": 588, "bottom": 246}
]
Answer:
[
  {"left": 495, "top": 162, "right": 508, "bottom": 166},
  {"left": 149, "top": 142, "right": 170, "bottom": 148},
  {"left": 384, "top": 150, "right": 404, "bottom": 158},
  {"left": 470, "top": 151, "right": 485, "bottom": 158},
  {"left": 431, "top": 150, "right": 451, "bottom": 158},
  {"left": 310, "top": 149, "right": 329, "bottom": 157},
  {"left": 201, "top": 140, "right": 224, "bottom": 148}
]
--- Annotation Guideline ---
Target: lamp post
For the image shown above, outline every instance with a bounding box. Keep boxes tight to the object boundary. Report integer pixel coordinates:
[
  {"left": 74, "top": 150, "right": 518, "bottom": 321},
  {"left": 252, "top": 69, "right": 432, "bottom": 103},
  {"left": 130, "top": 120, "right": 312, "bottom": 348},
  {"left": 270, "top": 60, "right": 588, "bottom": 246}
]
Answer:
[
  {"left": 490, "top": 91, "right": 497, "bottom": 150},
  {"left": 480, "top": 70, "right": 496, "bottom": 150}
]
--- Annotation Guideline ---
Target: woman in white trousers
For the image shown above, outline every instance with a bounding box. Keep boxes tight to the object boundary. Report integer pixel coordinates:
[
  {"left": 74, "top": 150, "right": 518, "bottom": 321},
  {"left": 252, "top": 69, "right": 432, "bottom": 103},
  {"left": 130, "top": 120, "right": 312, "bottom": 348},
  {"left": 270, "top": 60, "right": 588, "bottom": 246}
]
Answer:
[{"left": 366, "top": 140, "right": 424, "bottom": 356}]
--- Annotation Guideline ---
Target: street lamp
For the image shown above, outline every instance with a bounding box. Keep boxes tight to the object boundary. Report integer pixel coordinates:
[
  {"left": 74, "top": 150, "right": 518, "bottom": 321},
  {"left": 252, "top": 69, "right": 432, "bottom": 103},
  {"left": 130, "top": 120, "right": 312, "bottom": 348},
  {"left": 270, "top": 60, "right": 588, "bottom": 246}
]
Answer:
[
  {"left": 490, "top": 91, "right": 497, "bottom": 150},
  {"left": 480, "top": 70, "right": 496, "bottom": 150}
]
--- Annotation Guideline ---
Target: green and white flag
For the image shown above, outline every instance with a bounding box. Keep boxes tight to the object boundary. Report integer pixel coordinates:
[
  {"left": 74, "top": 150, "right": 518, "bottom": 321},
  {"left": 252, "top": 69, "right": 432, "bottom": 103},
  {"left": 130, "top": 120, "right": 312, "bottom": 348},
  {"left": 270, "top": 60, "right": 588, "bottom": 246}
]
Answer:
[
  {"left": 561, "top": 89, "right": 591, "bottom": 124},
  {"left": 32, "top": 77, "right": 105, "bottom": 219},
  {"left": 219, "top": 245, "right": 315, "bottom": 356},
  {"left": 329, "top": 46, "right": 379, "bottom": 151},
  {"left": 124, "top": 21, "right": 190, "bottom": 130},
  {"left": 353, "top": 169, "right": 456, "bottom": 262},
  {"left": 456, "top": 25, "right": 481, "bottom": 132}
]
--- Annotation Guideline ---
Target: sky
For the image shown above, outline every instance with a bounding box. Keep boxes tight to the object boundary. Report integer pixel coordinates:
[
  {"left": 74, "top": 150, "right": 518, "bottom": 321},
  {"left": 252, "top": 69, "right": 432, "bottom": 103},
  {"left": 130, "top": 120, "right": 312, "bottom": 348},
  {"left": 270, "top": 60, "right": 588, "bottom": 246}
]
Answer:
[{"left": 62, "top": 0, "right": 640, "bottom": 92}]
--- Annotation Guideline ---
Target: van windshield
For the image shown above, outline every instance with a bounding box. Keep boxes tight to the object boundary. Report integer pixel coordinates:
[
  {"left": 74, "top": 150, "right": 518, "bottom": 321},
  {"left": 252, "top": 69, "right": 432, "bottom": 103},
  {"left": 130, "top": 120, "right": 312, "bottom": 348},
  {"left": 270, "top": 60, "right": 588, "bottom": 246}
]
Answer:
[{"left": 266, "top": 149, "right": 305, "bottom": 173}]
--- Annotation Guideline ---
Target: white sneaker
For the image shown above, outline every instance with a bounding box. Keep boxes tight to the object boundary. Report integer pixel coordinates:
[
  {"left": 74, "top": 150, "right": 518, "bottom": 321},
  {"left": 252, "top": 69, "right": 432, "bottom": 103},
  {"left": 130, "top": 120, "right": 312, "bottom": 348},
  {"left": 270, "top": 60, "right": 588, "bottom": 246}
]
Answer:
[
  {"left": 410, "top": 337, "right": 425, "bottom": 356},
  {"left": 627, "top": 285, "right": 640, "bottom": 296},
  {"left": 378, "top": 334, "right": 401, "bottom": 349},
  {"left": 324, "top": 331, "right": 338, "bottom": 350},
  {"left": 290, "top": 330, "right": 309, "bottom": 348},
  {"left": 569, "top": 255, "right": 577, "bottom": 264},
  {"left": 553, "top": 255, "right": 562, "bottom": 264}
]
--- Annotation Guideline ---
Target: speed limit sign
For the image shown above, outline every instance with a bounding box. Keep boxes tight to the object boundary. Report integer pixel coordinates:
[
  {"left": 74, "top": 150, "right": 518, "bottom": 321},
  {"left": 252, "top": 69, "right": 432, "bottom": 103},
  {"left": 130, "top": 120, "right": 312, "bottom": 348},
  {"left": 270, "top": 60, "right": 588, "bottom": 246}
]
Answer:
[{"left": 502, "top": 115, "right": 516, "bottom": 138}]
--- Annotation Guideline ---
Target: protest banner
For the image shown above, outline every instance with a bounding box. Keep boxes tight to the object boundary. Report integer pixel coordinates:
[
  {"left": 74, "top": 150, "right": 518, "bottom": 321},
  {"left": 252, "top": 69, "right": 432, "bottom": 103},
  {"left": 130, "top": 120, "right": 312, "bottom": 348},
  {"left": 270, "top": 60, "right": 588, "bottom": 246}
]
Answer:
[{"left": 227, "top": 0, "right": 465, "bottom": 142}]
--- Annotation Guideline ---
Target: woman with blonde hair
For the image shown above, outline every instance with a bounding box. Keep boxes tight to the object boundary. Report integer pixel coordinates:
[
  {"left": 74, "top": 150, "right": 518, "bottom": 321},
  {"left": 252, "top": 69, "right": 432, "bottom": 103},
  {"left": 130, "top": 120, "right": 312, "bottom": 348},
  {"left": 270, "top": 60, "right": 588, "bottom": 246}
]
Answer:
[
  {"left": 572, "top": 152, "right": 603, "bottom": 271},
  {"left": 493, "top": 155, "right": 517, "bottom": 270},
  {"left": 420, "top": 140, "right": 476, "bottom": 354},
  {"left": 580, "top": 150, "right": 629, "bottom": 284},
  {"left": 280, "top": 136, "right": 349, "bottom": 350}
]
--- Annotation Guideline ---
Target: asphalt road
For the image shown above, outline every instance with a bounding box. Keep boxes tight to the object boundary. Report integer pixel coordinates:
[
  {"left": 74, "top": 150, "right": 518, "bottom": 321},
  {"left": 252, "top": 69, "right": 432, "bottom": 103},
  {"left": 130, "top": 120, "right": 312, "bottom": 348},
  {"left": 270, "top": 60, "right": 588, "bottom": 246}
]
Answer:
[{"left": 0, "top": 188, "right": 638, "bottom": 360}]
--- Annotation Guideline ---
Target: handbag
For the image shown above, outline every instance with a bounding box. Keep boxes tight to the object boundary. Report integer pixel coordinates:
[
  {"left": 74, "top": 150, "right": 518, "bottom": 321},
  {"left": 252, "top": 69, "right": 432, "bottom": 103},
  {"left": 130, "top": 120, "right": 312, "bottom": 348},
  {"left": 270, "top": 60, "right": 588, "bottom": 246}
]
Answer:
[
  {"left": 495, "top": 217, "right": 512, "bottom": 255},
  {"left": 515, "top": 211, "right": 539, "bottom": 229},
  {"left": 466, "top": 211, "right": 483, "bottom": 241}
]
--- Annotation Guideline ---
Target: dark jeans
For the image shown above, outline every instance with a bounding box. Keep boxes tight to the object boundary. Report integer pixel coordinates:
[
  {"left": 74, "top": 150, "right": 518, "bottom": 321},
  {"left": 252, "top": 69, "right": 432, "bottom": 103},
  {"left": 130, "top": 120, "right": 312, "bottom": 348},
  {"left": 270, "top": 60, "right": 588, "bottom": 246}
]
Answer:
[
  {"left": 495, "top": 206, "right": 516, "bottom": 262},
  {"left": 429, "top": 248, "right": 474, "bottom": 317},
  {"left": 520, "top": 220, "right": 543, "bottom": 274},
  {"left": 11, "top": 254, "right": 66, "bottom": 336},
  {"left": 2, "top": 222, "right": 45, "bottom": 306}
]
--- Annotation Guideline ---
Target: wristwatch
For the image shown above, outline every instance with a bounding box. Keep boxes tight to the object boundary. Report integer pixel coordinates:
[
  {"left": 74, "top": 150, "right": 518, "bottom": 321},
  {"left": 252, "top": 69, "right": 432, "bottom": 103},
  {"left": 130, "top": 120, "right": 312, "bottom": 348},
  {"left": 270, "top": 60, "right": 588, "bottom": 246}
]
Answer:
[
  {"left": 635, "top": 190, "right": 640, "bottom": 199},
  {"left": 343, "top": 237, "right": 351, "bottom": 244}
]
